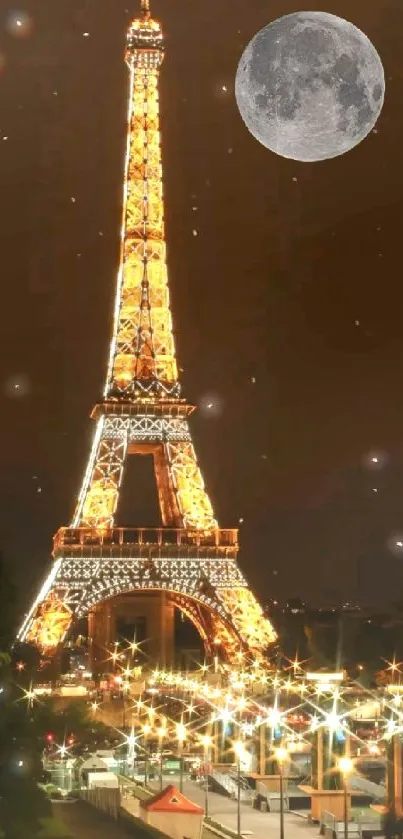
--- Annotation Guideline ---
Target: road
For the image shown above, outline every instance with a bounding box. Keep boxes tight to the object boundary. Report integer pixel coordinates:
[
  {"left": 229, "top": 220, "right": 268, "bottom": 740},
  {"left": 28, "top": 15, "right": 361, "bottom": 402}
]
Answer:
[
  {"left": 121, "top": 774, "right": 318, "bottom": 839},
  {"left": 55, "top": 801, "right": 135, "bottom": 839},
  {"left": 54, "top": 775, "right": 318, "bottom": 839},
  {"left": 175, "top": 780, "right": 316, "bottom": 839}
]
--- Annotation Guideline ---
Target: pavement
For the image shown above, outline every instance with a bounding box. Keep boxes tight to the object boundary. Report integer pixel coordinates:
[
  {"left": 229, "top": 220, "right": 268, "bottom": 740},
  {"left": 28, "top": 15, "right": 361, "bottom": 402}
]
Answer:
[{"left": 120, "top": 774, "right": 320, "bottom": 839}]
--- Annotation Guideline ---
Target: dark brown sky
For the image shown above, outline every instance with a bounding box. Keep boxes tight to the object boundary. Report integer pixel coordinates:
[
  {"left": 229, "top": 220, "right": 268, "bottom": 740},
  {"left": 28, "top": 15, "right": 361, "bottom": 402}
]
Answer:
[{"left": 1, "top": 0, "right": 403, "bottom": 615}]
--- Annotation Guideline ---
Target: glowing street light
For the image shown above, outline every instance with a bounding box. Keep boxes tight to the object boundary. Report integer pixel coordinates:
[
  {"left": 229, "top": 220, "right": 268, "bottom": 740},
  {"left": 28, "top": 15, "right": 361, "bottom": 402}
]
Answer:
[
  {"left": 142, "top": 722, "right": 152, "bottom": 786},
  {"left": 218, "top": 706, "right": 232, "bottom": 724},
  {"left": 233, "top": 741, "right": 246, "bottom": 837},
  {"left": 157, "top": 723, "right": 168, "bottom": 791},
  {"left": 274, "top": 747, "right": 289, "bottom": 839},
  {"left": 125, "top": 726, "right": 137, "bottom": 778},
  {"left": 338, "top": 756, "right": 354, "bottom": 839},
  {"left": 176, "top": 721, "right": 187, "bottom": 792},
  {"left": 338, "top": 756, "right": 353, "bottom": 775},
  {"left": 201, "top": 734, "right": 212, "bottom": 817},
  {"left": 265, "top": 705, "right": 282, "bottom": 728},
  {"left": 324, "top": 710, "right": 343, "bottom": 732},
  {"left": 20, "top": 682, "right": 36, "bottom": 716}
]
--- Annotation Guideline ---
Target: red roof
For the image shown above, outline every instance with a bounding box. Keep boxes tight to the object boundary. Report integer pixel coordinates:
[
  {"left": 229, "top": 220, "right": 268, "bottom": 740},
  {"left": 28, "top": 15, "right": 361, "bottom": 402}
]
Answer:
[{"left": 141, "top": 784, "right": 204, "bottom": 814}]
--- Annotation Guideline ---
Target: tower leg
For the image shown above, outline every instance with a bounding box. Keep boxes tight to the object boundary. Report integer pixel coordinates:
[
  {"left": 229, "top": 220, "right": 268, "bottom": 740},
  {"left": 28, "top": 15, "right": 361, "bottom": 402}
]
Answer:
[
  {"left": 88, "top": 592, "right": 175, "bottom": 670},
  {"left": 88, "top": 602, "right": 115, "bottom": 676},
  {"left": 159, "top": 592, "right": 174, "bottom": 668}
]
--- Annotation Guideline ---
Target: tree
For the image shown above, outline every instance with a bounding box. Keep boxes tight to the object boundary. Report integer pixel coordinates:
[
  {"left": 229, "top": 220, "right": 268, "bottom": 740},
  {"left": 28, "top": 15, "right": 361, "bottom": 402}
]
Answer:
[
  {"left": 0, "top": 553, "right": 16, "bottom": 653},
  {"left": 0, "top": 775, "right": 51, "bottom": 839},
  {"left": 33, "top": 697, "right": 111, "bottom": 749},
  {"left": 0, "top": 556, "right": 51, "bottom": 838}
]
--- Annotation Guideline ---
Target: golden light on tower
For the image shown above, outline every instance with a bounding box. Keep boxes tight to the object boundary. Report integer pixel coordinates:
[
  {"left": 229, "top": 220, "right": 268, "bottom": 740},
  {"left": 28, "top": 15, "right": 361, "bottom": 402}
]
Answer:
[
  {"left": 17, "top": 0, "right": 277, "bottom": 664},
  {"left": 26, "top": 594, "right": 71, "bottom": 652}
]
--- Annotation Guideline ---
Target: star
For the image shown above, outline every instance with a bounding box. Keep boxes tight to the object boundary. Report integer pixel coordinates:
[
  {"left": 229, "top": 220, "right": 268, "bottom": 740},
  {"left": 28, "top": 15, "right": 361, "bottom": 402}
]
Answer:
[
  {"left": 6, "top": 11, "right": 32, "bottom": 38},
  {"left": 4, "top": 375, "right": 31, "bottom": 398}
]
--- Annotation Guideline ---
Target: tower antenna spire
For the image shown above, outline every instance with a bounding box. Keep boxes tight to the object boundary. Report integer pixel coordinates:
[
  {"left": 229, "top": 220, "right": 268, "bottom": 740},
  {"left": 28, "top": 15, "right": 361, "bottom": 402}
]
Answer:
[{"left": 141, "top": 0, "right": 151, "bottom": 18}]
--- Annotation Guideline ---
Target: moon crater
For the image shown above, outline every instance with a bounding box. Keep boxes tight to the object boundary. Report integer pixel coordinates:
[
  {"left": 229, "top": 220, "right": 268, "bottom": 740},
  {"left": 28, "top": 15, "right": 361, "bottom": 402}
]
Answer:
[{"left": 235, "top": 12, "right": 385, "bottom": 162}]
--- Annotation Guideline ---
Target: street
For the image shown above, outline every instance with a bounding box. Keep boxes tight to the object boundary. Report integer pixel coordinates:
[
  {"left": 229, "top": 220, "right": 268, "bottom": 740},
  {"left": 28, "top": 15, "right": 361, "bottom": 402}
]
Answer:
[
  {"left": 172, "top": 780, "right": 317, "bottom": 839},
  {"left": 121, "top": 774, "right": 319, "bottom": 839}
]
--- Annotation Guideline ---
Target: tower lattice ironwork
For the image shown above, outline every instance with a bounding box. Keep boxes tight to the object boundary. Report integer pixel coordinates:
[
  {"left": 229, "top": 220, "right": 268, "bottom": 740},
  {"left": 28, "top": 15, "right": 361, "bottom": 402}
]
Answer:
[{"left": 18, "top": 0, "right": 276, "bottom": 661}]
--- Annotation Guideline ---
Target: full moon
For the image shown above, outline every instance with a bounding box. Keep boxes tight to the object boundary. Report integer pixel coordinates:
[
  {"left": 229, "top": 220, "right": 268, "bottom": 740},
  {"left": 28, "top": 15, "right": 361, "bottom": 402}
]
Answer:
[{"left": 235, "top": 12, "right": 385, "bottom": 162}]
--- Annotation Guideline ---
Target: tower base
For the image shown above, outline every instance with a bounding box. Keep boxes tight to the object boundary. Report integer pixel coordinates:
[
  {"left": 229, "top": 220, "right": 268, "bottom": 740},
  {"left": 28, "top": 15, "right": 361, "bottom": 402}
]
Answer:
[
  {"left": 18, "top": 529, "right": 277, "bottom": 662},
  {"left": 88, "top": 591, "right": 174, "bottom": 672}
]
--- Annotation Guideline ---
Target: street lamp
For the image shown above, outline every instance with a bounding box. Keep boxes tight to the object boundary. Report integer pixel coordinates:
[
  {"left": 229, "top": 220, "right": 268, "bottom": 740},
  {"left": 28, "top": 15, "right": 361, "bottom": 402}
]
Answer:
[
  {"left": 57, "top": 743, "right": 69, "bottom": 791},
  {"left": 233, "top": 741, "right": 245, "bottom": 838},
  {"left": 143, "top": 723, "right": 152, "bottom": 786},
  {"left": 201, "top": 734, "right": 212, "bottom": 818},
  {"left": 157, "top": 724, "right": 167, "bottom": 791},
  {"left": 176, "top": 721, "right": 186, "bottom": 793},
  {"left": 274, "top": 746, "right": 289, "bottom": 839},
  {"left": 126, "top": 728, "right": 136, "bottom": 778},
  {"left": 338, "top": 756, "right": 354, "bottom": 839}
]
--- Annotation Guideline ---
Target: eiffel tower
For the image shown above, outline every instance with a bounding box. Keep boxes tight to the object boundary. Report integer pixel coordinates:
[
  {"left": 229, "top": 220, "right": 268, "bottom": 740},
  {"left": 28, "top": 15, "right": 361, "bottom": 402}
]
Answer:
[{"left": 18, "top": 0, "right": 276, "bottom": 666}]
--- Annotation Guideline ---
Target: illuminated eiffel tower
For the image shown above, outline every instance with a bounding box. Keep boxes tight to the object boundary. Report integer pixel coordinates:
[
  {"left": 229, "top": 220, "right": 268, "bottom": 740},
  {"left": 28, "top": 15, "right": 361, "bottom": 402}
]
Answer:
[{"left": 18, "top": 0, "right": 276, "bottom": 665}]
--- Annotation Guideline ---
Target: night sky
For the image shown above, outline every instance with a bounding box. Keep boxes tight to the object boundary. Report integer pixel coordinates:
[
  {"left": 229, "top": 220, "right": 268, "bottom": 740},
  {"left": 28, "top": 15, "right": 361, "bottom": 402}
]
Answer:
[{"left": 1, "top": 0, "right": 403, "bottom": 616}]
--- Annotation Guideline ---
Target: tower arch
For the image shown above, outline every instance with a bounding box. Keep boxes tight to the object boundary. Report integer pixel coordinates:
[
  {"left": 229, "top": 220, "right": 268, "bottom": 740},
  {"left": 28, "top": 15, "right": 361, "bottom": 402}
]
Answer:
[{"left": 17, "top": 0, "right": 277, "bottom": 665}]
